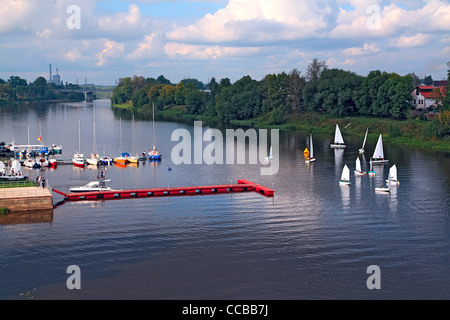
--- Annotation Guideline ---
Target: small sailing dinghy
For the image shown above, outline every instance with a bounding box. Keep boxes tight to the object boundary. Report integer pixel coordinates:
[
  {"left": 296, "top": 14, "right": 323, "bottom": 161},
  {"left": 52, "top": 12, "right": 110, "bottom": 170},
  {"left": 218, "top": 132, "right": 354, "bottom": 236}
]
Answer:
[
  {"left": 371, "top": 134, "right": 389, "bottom": 164},
  {"left": 339, "top": 164, "right": 351, "bottom": 185},
  {"left": 264, "top": 145, "right": 273, "bottom": 162},
  {"left": 386, "top": 164, "right": 400, "bottom": 185},
  {"left": 330, "top": 124, "right": 346, "bottom": 148},
  {"left": 305, "top": 133, "right": 316, "bottom": 163},
  {"left": 0, "top": 159, "right": 28, "bottom": 181},
  {"left": 375, "top": 173, "right": 391, "bottom": 193},
  {"left": 354, "top": 157, "right": 365, "bottom": 176},
  {"left": 359, "top": 128, "right": 368, "bottom": 153}
]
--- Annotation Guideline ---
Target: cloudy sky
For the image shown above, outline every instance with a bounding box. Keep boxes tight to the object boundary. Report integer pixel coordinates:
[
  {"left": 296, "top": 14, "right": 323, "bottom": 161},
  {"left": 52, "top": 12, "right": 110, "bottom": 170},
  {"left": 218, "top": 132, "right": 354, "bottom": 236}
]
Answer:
[{"left": 1, "top": 0, "right": 449, "bottom": 85}]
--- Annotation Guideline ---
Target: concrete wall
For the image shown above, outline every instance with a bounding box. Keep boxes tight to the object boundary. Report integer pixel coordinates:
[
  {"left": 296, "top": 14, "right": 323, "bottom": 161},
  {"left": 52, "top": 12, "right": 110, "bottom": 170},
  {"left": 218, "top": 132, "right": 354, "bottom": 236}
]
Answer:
[{"left": 1, "top": 196, "right": 53, "bottom": 212}]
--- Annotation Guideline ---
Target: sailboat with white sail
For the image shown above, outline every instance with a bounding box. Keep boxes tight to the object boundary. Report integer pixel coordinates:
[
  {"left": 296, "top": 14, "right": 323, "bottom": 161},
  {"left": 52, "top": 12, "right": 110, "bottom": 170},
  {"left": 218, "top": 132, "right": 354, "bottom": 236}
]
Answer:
[
  {"left": 305, "top": 133, "right": 316, "bottom": 163},
  {"left": 354, "top": 157, "right": 365, "bottom": 176},
  {"left": 371, "top": 134, "right": 389, "bottom": 164},
  {"left": 386, "top": 164, "right": 400, "bottom": 185},
  {"left": 339, "top": 164, "right": 351, "bottom": 185},
  {"left": 330, "top": 124, "right": 346, "bottom": 148},
  {"left": 359, "top": 128, "right": 368, "bottom": 153}
]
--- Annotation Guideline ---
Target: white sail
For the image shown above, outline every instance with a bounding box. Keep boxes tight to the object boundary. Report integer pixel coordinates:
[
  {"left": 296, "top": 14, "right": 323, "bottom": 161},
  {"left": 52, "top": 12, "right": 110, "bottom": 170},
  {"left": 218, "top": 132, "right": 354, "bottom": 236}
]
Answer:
[
  {"left": 0, "top": 160, "right": 5, "bottom": 173},
  {"left": 390, "top": 164, "right": 397, "bottom": 181},
  {"left": 372, "top": 134, "right": 384, "bottom": 160},
  {"left": 341, "top": 164, "right": 350, "bottom": 181},
  {"left": 10, "top": 159, "right": 22, "bottom": 175},
  {"left": 334, "top": 124, "right": 345, "bottom": 144},
  {"left": 360, "top": 128, "right": 368, "bottom": 152},
  {"left": 356, "top": 157, "right": 361, "bottom": 172},
  {"left": 310, "top": 133, "right": 314, "bottom": 158}
]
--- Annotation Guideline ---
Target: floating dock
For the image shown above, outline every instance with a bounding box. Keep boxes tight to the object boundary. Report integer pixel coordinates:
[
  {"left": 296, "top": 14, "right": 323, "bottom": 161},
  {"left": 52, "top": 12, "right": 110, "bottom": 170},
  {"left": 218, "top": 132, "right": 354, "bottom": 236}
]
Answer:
[{"left": 52, "top": 179, "right": 274, "bottom": 202}]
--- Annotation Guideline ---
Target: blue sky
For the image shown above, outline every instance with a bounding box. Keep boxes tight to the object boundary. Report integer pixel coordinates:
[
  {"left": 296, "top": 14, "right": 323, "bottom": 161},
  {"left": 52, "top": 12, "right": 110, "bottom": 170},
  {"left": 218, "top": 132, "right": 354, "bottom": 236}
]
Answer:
[{"left": 0, "top": 0, "right": 449, "bottom": 86}]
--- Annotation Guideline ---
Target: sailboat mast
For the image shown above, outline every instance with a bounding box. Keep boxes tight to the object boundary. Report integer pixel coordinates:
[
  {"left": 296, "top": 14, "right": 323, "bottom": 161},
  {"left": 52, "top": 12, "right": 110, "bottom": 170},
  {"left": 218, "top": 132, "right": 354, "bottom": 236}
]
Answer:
[
  {"left": 120, "top": 117, "right": 122, "bottom": 154},
  {"left": 152, "top": 102, "right": 155, "bottom": 148},
  {"left": 93, "top": 106, "right": 96, "bottom": 154},
  {"left": 78, "top": 119, "right": 81, "bottom": 153}
]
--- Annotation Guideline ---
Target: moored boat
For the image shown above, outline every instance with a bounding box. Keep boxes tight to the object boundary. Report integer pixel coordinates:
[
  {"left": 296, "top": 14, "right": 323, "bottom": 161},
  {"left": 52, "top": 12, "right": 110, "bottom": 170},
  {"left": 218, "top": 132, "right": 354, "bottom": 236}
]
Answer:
[
  {"left": 69, "top": 180, "right": 115, "bottom": 193},
  {"left": 72, "top": 152, "right": 85, "bottom": 168}
]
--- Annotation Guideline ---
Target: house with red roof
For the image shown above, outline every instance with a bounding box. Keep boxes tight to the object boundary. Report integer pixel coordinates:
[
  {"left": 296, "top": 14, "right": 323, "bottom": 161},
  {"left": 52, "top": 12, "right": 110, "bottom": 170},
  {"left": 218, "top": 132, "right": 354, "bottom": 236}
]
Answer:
[{"left": 411, "top": 85, "right": 446, "bottom": 110}]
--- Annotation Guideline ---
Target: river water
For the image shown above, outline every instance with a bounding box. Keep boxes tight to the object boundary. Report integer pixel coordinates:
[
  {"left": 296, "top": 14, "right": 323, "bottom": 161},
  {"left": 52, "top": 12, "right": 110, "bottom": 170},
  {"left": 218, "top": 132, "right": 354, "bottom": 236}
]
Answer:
[{"left": 0, "top": 99, "right": 449, "bottom": 300}]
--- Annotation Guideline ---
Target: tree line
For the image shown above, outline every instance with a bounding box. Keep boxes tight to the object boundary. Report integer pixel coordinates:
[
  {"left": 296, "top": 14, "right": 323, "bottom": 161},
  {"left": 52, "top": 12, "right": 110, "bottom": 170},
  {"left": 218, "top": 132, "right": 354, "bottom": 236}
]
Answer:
[
  {"left": 112, "top": 59, "right": 449, "bottom": 137},
  {"left": 0, "top": 76, "right": 84, "bottom": 102}
]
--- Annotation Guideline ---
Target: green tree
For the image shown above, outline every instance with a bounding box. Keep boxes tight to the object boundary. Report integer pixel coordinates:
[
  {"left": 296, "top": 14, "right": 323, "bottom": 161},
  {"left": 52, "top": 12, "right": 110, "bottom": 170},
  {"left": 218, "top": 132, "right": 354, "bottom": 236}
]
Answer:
[
  {"left": 287, "top": 68, "right": 306, "bottom": 111},
  {"left": 7, "top": 76, "right": 27, "bottom": 87},
  {"left": 306, "top": 58, "right": 327, "bottom": 82},
  {"left": 423, "top": 75, "right": 433, "bottom": 86}
]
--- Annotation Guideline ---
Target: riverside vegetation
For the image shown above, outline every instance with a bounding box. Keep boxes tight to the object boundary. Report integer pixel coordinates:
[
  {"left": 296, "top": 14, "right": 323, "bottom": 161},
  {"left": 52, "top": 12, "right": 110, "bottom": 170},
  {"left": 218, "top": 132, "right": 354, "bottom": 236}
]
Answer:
[
  {"left": 108, "top": 60, "right": 447, "bottom": 152},
  {"left": 0, "top": 76, "right": 84, "bottom": 103}
]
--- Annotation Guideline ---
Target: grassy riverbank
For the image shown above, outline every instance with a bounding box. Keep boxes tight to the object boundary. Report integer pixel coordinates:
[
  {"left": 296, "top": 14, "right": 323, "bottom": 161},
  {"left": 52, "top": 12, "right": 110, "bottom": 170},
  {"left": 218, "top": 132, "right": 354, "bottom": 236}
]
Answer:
[{"left": 112, "top": 103, "right": 450, "bottom": 152}]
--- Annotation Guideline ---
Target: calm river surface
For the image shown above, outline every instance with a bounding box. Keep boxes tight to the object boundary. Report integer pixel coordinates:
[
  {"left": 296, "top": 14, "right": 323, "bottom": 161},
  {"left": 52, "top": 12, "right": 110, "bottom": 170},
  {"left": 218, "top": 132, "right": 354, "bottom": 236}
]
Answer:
[{"left": 0, "top": 99, "right": 449, "bottom": 300}]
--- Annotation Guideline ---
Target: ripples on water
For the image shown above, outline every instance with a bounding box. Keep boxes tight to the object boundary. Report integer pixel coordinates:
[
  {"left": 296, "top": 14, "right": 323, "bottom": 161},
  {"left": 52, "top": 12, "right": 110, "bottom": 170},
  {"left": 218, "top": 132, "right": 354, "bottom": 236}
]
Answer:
[{"left": 1, "top": 100, "right": 449, "bottom": 299}]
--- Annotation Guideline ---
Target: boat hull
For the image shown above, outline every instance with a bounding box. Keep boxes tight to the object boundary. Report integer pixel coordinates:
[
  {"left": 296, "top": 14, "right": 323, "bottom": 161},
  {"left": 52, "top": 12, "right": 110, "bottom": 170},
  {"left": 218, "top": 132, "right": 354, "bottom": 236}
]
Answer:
[
  {"left": 375, "top": 187, "right": 390, "bottom": 192},
  {"left": 371, "top": 159, "right": 389, "bottom": 164},
  {"left": 305, "top": 158, "right": 316, "bottom": 163},
  {"left": 339, "top": 180, "right": 351, "bottom": 185},
  {"left": 0, "top": 175, "right": 28, "bottom": 181},
  {"left": 330, "top": 144, "right": 346, "bottom": 149},
  {"left": 149, "top": 155, "right": 161, "bottom": 161}
]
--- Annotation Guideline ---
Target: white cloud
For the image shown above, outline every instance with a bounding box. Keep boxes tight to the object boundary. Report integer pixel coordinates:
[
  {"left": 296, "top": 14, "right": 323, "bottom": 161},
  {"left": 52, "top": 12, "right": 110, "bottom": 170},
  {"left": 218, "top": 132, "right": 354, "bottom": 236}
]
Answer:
[
  {"left": 330, "top": 0, "right": 450, "bottom": 39},
  {"left": 392, "top": 33, "right": 433, "bottom": 48},
  {"left": 164, "top": 42, "right": 260, "bottom": 60},
  {"left": 64, "top": 48, "right": 83, "bottom": 62},
  {"left": 166, "top": 0, "right": 333, "bottom": 44},
  {"left": 343, "top": 43, "right": 381, "bottom": 56},
  {"left": 96, "top": 40, "right": 125, "bottom": 66}
]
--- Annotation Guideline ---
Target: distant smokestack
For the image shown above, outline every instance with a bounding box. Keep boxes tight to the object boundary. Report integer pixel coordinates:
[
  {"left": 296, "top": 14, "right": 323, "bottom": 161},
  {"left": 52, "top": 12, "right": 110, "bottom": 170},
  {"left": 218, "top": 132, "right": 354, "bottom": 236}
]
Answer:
[
  {"left": 56, "top": 68, "right": 59, "bottom": 75},
  {"left": 49, "top": 63, "right": 52, "bottom": 81}
]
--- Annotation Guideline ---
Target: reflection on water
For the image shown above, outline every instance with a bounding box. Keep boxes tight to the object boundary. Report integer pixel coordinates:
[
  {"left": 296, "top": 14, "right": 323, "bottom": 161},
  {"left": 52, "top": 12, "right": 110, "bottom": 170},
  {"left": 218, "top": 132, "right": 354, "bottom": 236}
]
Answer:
[
  {"left": 0, "top": 100, "right": 449, "bottom": 299},
  {"left": 0, "top": 209, "right": 53, "bottom": 225}
]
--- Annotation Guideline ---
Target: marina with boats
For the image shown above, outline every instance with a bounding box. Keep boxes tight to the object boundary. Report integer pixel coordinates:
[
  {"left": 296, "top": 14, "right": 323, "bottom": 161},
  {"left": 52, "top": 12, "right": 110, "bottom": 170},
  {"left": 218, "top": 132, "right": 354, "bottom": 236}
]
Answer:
[{"left": 1, "top": 99, "right": 449, "bottom": 301}]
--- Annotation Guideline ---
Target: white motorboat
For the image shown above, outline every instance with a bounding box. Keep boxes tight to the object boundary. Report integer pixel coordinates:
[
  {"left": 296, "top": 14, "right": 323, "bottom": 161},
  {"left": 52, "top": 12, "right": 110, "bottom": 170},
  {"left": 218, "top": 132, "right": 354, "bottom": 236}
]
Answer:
[{"left": 69, "top": 179, "right": 115, "bottom": 193}]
